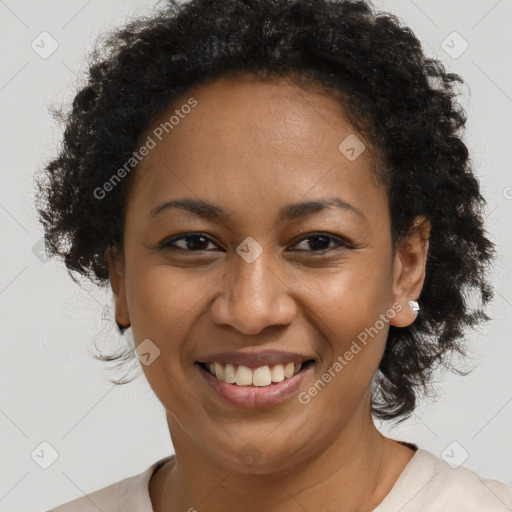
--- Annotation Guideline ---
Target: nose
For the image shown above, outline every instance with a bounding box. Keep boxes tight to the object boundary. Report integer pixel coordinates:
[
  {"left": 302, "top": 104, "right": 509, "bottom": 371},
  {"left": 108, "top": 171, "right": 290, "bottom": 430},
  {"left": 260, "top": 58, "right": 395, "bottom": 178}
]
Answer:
[{"left": 208, "top": 251, "right": 297, "bottom": 335}]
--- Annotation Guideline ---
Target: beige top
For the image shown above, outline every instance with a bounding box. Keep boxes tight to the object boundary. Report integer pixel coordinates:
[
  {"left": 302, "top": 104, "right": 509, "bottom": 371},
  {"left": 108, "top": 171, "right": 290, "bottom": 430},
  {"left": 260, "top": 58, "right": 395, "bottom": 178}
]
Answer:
[{"left": 48, "top": 444, "right": 512, "bottom": 511}]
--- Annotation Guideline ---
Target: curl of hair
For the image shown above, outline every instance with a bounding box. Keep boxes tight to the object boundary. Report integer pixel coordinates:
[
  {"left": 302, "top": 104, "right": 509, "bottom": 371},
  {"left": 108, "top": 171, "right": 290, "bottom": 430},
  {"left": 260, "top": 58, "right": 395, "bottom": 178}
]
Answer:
[{"left": 34, "top": 0, "right": 496, "bottom": 423}]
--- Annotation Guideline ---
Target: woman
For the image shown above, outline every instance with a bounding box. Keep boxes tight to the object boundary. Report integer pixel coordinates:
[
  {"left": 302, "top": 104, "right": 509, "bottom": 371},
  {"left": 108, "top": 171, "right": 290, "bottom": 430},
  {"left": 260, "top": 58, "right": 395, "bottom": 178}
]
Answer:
[{"left": 36, "top": 0, "right": 512, "bottom": 510}]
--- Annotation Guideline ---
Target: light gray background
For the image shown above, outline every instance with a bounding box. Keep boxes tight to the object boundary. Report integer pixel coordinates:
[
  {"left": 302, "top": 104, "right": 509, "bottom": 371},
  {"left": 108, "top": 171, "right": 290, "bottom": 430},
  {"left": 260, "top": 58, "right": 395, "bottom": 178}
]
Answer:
[{"left": 0, "top": 1, "right": 511, "bottom": 510}]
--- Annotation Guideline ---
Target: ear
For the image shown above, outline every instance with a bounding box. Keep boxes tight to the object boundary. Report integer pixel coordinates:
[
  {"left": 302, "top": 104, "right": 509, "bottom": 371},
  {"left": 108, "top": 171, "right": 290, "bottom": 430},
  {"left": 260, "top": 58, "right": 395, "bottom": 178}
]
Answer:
[
  {"left": 389, "top": 216, "right": 431, "bottom": 328},
  {"left": 105, "top": 246, "right": 130, "bottom": 329}
]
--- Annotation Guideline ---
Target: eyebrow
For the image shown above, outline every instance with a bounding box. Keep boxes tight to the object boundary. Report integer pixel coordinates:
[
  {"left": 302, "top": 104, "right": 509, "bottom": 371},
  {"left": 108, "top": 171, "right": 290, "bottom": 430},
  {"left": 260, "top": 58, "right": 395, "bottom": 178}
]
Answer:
[{"left": 150, "top": 197, "right": 366, "bottom": 222}]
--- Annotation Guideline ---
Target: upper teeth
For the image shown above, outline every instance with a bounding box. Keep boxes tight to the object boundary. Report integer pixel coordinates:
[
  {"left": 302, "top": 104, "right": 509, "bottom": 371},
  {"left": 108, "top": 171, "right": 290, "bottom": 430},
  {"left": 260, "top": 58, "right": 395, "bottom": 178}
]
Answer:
[{"left": 207, "top": 362, "right": 302, "bottom": 387}]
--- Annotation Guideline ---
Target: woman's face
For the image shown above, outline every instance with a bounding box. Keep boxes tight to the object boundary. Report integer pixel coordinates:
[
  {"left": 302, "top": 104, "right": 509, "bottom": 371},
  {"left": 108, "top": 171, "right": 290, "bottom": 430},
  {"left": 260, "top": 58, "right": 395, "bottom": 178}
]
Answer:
[{"left": 107, "top": 73, "right": 428, "bottom": 472}]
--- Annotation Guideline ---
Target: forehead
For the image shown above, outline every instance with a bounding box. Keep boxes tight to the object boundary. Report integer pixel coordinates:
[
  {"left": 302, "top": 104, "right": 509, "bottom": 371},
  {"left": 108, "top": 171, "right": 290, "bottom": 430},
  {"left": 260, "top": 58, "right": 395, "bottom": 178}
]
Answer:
[
  {"left": 126, "top": 73, "right": 387, "bottom": 226},
  {"left": 154, "top": 73, "right": 354, "bottom": 149}
]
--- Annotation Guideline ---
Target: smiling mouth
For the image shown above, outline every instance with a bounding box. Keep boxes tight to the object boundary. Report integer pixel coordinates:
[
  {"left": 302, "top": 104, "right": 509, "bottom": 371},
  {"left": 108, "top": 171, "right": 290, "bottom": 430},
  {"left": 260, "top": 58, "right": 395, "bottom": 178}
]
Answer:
[{"left": 196, "top": 360, "right": 316, "bottom": 387}]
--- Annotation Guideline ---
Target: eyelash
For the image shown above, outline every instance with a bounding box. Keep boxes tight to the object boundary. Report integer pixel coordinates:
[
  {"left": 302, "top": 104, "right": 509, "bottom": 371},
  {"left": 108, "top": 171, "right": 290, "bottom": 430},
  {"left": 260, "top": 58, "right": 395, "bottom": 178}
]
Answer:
[{"left": 157, "top": 232, "right": 351, "bottom": 254}]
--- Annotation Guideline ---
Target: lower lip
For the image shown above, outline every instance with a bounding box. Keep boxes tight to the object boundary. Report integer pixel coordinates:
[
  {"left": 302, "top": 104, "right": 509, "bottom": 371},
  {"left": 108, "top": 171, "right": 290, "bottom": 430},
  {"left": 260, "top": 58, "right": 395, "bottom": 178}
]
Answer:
[{"left": 196, "top": 363, "right": 315, "bottom": 409}]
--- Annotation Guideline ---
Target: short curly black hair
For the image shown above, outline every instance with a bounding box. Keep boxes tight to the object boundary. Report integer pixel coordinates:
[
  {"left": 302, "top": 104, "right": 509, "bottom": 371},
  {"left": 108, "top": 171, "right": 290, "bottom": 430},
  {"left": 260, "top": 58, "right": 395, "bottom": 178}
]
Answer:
[{"left": 34, "top": 0, "right": 496, "bottom": 423}]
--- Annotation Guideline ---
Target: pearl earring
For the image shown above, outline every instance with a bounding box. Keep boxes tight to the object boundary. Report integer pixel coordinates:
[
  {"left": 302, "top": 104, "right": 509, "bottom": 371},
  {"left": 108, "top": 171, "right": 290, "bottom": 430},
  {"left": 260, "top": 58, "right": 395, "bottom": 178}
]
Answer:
[{"left": 408, "top": 300, "right": 420, "bottom": 311}]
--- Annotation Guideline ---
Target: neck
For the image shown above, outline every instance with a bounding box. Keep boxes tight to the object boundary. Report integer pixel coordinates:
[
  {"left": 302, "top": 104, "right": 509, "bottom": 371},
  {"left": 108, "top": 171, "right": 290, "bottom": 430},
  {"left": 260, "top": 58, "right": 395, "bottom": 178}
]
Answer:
[{"left": 150, "top": 407, "right": 414, "bottom": 512}]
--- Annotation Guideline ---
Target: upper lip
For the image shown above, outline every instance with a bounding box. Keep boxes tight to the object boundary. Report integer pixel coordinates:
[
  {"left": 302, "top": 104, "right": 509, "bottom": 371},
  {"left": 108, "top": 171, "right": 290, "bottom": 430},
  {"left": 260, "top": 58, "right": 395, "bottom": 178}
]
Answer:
[{"left": 196, "top": 349, "right": 316, "bottom": 368}]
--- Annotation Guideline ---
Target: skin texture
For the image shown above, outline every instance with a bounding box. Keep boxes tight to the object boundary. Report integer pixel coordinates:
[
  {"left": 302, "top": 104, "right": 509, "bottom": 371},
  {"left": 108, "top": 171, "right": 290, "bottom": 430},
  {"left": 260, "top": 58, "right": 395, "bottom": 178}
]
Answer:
[{"left": 106, "top": 73, "right": 430, "bottom": 512}]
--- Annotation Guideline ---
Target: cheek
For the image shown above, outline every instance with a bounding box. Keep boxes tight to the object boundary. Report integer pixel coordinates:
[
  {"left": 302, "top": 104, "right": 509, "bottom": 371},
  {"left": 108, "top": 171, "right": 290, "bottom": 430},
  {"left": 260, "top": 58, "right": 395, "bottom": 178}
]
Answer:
[
  {"left": 126, "top": 263, "right": 212, "bottom": 341},
  {"left": 300, "top": 256, "right": 392, "bottom": 397},
  {"left": 299, "top": 285, "right": 389, "bottom": 427},
  {"left": 305, "top": 255, "right": 393, "bottom": 337},
  {"left": 125, "top": 266, "right": 205, "bottom": 411}
]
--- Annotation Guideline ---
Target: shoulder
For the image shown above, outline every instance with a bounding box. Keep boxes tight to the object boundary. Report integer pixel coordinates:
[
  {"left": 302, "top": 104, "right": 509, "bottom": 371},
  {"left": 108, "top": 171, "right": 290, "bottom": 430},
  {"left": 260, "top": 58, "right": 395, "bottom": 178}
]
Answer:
[
  {"left": 47, "top": 476, "right": 127, "bottom": 512},
  {"left": 376, "top": 447, "right": 512, "bottom": 511},
  {"left": 46, "top": 456, "right": 174, "bottom": 512}
]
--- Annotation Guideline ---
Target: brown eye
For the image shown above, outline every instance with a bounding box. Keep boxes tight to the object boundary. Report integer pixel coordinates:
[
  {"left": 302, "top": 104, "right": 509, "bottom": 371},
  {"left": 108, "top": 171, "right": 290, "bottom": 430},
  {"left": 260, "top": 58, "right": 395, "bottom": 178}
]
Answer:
[
  {"left": 290, "top": 233, "right": 349, "bottom": 253},
  {"left": 158, "top": 231, "right": 350, "bottom": 254},
  {"left": 159, "top": 233, "right": 219, "bottom": 252}
]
